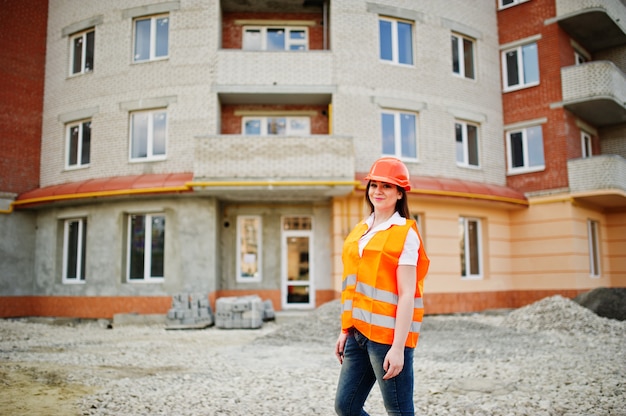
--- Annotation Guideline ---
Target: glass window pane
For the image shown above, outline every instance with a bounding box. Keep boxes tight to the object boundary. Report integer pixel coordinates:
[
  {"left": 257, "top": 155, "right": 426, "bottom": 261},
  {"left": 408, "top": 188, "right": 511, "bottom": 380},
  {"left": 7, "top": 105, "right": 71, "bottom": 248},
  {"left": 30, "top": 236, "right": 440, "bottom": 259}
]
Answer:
[
  {"left": 150, "top": 215, "right": 165, "bottom": 277},
  {"left": 382, "top": 113, "right": 395, "bottom": 155},
  {"left": 69, "top": 125, "right": 79, "bottom": 165},
  {"left": 459, "top": 218, "right": 466, "bottom": 276},
  {"left": 522, "top": 43, "right": 539, "bottom": 84},
  {"left": 153, "top": 112, "right": 167, "bottom": 156},
  {"left": 132, "top": 113, "right": 149, "bottom": 158},
  {"left": 467, "top": 124, "right": 478, "bottom": 165},
  {"left": 155, "top": 17, "right": 169, "bottom": 57},
  {"left": 66, "top": 220, "right": 80, "bottom": 279},
  {"left": 81, "top": 121, "right": 91, "bottom": 165},
  {"left": 289, "top": 118, "right": 310, "bottom": 135},
  {"left": 290, "top": 30, "right": 305, "bottom": 40},
  {"left": 397, "top": 21, "right": 413, "bottom": 64},
  {"left": 451, "top": 35, "right": 460, "bottom": 74},
  {"left": 267, "top": 118, "right": 286, "bottom": 135},
  {"left": 80, "top": 220, "right": 87, "bottom": 280},
  {"left": 379, "top": 20, "right": 392, "bottom": 61},
  {"left": 243, "top": 29, "right": 262, "bottom": 50},
  {"left": 239, "top": 217, "right": 260, "bottom": 279},
  {"left": 527, "top": 125, "right": 544, "bottom": 167},
  {"left": 267, "top": 28, "right": 285, "bottom": 50},
  {"left": 510, "top": 131, "right": 524, "bottom": 168},
  {"left": 468, "top": 220, "right": 480, "bottom": 275},
  {"left": 134, "top": 19, "right": 151, "bottom": 61},
  {"left": 72, "top": 36, "right": 83, "bottom": 74},
  {"left": 506, "top": 50, "right": 519, "bottom": 87},
  {"left": 400, "top": 113, "right": 416, "bottom": 158},
  {"left": 85, "top": 31, "right": 94, "bottom": 71},
  {"left": 244, "top": 119, "right": 261, "bottom": 135},
  {"left": 463, "top": 38, "right": 474, "bottom": 79},
  {"left": 455, "top": 123, "right": 463, "bottom": 163},
  {"left": 129, "top": 215, "right": 146, "bottom": 279}
]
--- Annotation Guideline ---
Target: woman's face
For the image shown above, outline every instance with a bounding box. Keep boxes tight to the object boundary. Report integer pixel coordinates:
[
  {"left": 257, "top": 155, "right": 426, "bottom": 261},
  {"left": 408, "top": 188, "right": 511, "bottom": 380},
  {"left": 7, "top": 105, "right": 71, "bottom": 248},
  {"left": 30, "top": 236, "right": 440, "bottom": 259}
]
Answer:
[{"left": 368, "top": 180, "right": 402, "bottom": 212}]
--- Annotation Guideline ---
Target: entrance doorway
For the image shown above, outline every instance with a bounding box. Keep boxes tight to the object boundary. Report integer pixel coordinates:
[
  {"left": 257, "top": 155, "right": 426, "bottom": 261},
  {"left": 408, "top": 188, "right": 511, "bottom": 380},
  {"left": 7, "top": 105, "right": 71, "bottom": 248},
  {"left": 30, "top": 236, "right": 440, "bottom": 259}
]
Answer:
[{"left": 281, "top": 216, "right": 314, "bottom": 309}]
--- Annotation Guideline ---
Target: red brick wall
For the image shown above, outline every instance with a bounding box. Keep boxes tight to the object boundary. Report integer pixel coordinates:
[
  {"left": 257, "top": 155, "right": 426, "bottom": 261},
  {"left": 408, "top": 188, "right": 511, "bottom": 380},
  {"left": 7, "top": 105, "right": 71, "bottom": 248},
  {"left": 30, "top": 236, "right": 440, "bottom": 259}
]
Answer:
[
  {"left": 499, "top": 0, "right": 586, "bottom": 193},
  {"left": 0, "top": 0, "right": 47, "bottom": 193},
  {"left": 222, "top": 12, "right": 325, "bottom": 50},
  {"left": 221, "top": 104, "right": 330, "bottom": 134}
]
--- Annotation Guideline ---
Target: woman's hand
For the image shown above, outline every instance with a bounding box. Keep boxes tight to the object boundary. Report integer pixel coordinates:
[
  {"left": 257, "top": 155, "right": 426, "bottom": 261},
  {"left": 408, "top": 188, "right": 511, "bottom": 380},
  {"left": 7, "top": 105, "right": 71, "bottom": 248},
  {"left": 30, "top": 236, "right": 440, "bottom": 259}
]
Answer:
[
  {"left": 335, "top": 331, "right": 348, "bottom": 364},
  {"left": 383, "top": 346, "right": 405, "bottom": 379}
]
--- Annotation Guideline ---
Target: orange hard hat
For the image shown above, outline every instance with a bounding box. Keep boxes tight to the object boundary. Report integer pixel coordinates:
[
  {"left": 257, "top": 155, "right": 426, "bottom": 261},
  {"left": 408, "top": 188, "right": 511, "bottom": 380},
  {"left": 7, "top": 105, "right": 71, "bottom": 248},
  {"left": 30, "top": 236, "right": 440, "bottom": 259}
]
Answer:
[{"left": 364, "top": 157, "right": 411, "bottom": 191}]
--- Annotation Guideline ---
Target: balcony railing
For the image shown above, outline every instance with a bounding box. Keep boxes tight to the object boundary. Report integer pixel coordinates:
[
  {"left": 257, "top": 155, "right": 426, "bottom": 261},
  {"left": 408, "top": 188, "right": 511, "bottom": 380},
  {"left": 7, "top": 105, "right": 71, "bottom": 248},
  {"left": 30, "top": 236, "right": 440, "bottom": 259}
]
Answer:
[
  {"left": 561, "top": 61, "right": 626, "bottom": 126},
  {"left": 192, "top": 134, "right": 355, "bottom": 200},
  {"left": 555, "top": 0, "right": 626, "bottom": 52},
  {"left": 568, "top": 155, "right": 626, "bottom": 209}
]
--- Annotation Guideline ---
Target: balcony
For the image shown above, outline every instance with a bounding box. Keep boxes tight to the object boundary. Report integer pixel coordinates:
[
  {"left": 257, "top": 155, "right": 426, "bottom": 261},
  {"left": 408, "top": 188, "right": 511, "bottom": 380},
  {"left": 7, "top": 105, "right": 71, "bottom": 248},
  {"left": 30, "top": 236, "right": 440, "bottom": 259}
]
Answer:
[
  {"left": 214, "top": 50, "right": 335, "bottom": 105},
  {"left": 568, "top": 155, "right": 626, "bottom": 210},
  {"left": 561, "top": 61, "right": 626, "bottom": 127},
  {"left": 555, "top": 0, "right": 626, "bottom": 52},
  {"left": 191, "top": 135, "right": 355, "bottom": 201}
]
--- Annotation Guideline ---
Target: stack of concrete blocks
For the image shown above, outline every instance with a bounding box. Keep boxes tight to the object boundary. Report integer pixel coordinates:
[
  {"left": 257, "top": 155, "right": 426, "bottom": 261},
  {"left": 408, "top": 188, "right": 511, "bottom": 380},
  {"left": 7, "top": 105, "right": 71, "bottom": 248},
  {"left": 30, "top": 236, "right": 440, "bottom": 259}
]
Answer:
[
  {"left": 216, "top": 295, "right": 275, "bottom": 329},
  {"left": 166, "top": 292, "right": 214, "bottom": 328}
]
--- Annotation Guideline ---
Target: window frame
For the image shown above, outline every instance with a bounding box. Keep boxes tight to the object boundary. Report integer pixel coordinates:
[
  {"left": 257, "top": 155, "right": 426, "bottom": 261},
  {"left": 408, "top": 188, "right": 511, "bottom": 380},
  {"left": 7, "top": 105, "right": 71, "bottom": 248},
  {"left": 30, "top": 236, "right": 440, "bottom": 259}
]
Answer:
[
  {"left": 381, "top": 110, "right": 418, "bottom": 161},
  {"left": 126, "top": 213, "right": 166, "bottom": 282},
  {"left": 506, "top": 125, "right": 545, "bottom": 174},
  {"left": 62, "top": 218, "right": 87, "bottom": 284},
  {"left": 459, "top": 217, "right": 483, "bottom": 280},
  {"left": 378, "top": 16, "right": 414, "bottom": 66},
  {"left": 129, "top": 109, "right": 167, "bottom": 161},
  {"left": 242, "top": 116, "right": 311, "bottom": 136},
  {"left": 455, "top": 120, "right": 480, "bottom": 168},
  {"left": 451, "top": 33, "right": 475, "bottom": 80},
  {"left": 587, "top": 219, "right": 601, "bottom": 277},
  {"left": 502, "top": 42, "right": 539, "bottom": 91},
  {"left": 69, "top": 28, "right": 95, "bottom": 76},
  {"left": 236, "top": 215, "right": 262, "bottom": 283},
  {"left": 133, "top": 14, "right": 169, "bottom": 62},
  {"left": 581, "top": 131, "right": 592, "bottom": 158},
  {"left": 498, "top": 0, "right": 530, "bottom": 10},
  {"left": 65, "top": 119, "right": 92, "bottom": 170},
  {"left": 242, "top": 26, "right": 308, "bottom": 51}
]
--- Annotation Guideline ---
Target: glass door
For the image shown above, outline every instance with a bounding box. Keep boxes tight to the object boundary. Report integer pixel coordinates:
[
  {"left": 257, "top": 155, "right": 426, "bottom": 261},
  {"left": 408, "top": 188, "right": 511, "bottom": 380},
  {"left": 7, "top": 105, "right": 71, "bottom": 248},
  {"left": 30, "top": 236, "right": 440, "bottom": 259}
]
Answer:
[{"left": 282, "top": 217, "right": 314, "bottom": 309}]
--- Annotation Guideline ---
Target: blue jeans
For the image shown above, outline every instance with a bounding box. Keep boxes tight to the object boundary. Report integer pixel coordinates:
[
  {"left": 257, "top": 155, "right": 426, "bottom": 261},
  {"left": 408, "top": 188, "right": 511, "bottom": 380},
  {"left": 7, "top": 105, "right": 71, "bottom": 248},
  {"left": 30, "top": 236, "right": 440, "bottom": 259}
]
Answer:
[{"left": 335, "top": 329, "right": 415, "bottom": 416}]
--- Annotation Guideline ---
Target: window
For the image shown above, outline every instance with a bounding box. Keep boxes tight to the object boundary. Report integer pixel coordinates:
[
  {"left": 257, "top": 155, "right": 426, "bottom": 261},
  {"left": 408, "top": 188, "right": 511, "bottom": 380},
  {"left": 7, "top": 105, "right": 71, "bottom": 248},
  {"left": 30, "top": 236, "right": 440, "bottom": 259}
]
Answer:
[
  {"left": 574, "top": 50, "right": 588, "bottom": 65},
  {"left": 127, "top": 214, "right": 165, "bottom": 281},
  {"left": 130, "top": 110, "right": 167, "bottom": 160},
  {"left": 134, "top": 15, "right": 169, "bottom": 62},
  {"left": 63, "top": 218, "right": 87, "bottom": 283},
  {"left": 382, "top": 111, "right": 417, "bottom": 159},
  {"left": 588, "top": 220, "right": 601, "bottom": 277},
  {"left": 411, "top": 213, "right": 424, "bottom": 237},
  {"left": 451, "top": 33, "right": 475, "bottom": 79},
  {"left": 502, "top": 42, "right": 539, "bottom": 90},
  {"left": 243, "top": 27, "right": 307, "bottom": 51},
  {"left": 379, "top": 17, "right": 413, "bottom": 65},
  {"left": 66, "top": 120, "right": 91, "bottom": 169},
  {"left": 237, "top": 216, "right": 262, "bottom": 282},
  {"left": 243, "top": 116, "right": 310, "bottom": 136},
  {"left": 506, "top": 125, "right": 545, "bottom": 174},
  {"left": 70, "top": 29, "right": 94, "bottom": 75},
  {"left": 282, "top": 216, "right": 313, "bottom": 308},
  {"left": 581, "top": 131, "right": 592, "bottom": 158},
  {"left": 459, "top": 217, "right": 482, "bottom": 279},
  {"left": 499, "top": 0, "right": 530, "bottom": 9},
  {"left": 455, "top": 121, "right": 480, "bottom": 167}
]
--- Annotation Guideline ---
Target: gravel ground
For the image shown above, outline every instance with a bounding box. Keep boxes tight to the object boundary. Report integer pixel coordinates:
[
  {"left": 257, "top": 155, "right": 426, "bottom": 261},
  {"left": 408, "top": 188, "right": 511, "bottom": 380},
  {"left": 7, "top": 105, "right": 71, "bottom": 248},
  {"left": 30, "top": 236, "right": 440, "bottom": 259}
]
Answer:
[{"left": 1, "top": 295, "right": 624, "bottom": 416}]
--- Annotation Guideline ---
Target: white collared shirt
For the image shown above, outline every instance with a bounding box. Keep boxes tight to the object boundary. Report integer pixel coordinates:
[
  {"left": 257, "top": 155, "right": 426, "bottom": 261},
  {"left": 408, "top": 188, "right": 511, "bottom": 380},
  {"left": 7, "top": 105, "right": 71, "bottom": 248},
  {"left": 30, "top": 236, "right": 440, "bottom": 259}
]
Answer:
[{"left": 358, "top": 212, "right": 420, "bottom": 266}]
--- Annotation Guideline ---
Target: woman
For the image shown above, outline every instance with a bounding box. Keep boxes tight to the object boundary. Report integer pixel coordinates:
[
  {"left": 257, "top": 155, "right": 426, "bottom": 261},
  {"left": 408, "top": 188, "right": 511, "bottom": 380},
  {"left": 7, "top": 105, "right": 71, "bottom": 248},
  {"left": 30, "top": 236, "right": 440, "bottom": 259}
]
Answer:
[{"left": 335, "top": 157, "right": 429, "bottom": 416}]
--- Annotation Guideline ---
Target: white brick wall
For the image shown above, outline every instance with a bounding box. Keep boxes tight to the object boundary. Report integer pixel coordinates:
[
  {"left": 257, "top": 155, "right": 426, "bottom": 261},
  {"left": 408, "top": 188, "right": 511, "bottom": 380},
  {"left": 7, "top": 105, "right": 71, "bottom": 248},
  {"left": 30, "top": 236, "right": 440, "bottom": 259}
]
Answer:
[{"left": 41, "top": 0, "right": 505, "bottom": 188}]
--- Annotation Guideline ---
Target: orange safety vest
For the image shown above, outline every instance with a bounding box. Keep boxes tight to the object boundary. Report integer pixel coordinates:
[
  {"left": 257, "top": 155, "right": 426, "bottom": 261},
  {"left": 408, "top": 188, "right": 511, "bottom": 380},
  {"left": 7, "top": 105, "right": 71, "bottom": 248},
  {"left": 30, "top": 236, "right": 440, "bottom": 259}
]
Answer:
[{"left": 341, "top": 219, "right": 429, "bottom": 348}]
